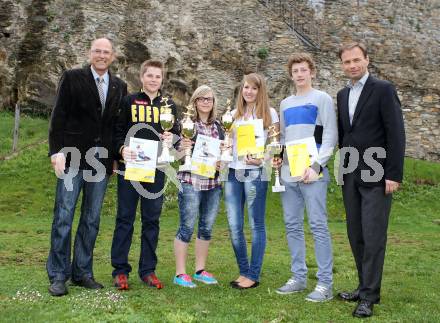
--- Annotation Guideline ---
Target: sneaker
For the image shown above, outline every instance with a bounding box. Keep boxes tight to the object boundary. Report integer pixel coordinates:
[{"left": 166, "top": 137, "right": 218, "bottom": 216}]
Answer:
[
  {"left": 193, "top": 271, "right": 218, "bottom": 285},
  {"left": 174, "top": 274, "right": 197, "bottom": 288},
  {"left": 114, "top": 274, "right": 129, "bottom": 290},
  {"left": 305, "top": 284, "right": 333, "bottom": 302},
  {"left": 141, "top": 272, "right": 164, "bottom": 289},
  {"left": 276, "top": 278, "right": 307, "bottom": 295}
]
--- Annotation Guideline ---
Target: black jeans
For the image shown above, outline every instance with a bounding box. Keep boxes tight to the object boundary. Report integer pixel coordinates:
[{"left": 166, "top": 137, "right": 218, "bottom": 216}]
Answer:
[{"left": 111, "top": 174, "right": 164, "bottom": 278}]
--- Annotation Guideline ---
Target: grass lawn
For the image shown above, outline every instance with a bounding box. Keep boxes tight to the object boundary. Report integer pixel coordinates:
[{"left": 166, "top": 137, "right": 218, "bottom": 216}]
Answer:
[
  {"left": 0, "top": 118, "right": 439, "bottom": 322},
  {"left": 0, "top": 112, "right": 49, "bottom": 157}
]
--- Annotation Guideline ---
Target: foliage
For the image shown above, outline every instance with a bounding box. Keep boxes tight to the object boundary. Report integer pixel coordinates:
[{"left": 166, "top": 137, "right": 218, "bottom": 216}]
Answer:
[{"left": 257, "top": 47, "right": 269, "bottom": 60}]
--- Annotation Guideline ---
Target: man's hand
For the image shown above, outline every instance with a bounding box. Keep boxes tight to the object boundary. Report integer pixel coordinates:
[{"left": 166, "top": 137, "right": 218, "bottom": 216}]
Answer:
[
  {"left": 302, "top": 167, "right": 319, "bottom": 183},
  {"left": 272, "top": 156, "right": 282, "bottom": 168},
  {"left": 385, "top": 179, "right": 400, "bottom": 194},
  {"left": 122, "top": 147, "right": 137, "bottom": 162},
  {"left": 51, "top": 153, "right": 66, "bottom": 177}
]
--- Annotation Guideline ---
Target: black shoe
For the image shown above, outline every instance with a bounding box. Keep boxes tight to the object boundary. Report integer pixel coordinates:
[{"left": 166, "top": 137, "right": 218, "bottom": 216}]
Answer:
[
  {"left": 71, "top": 276, "right": 104, "bottom": 289},
  {"left": 229, "top": 280, "right": 239, "bottom": 287},
  {"left": 232, "top": 281, "right": 260, "bottom": 290},
  {"left": 338, "top": 289, "right": 360, "bottom": 302},
  {"left": 353, "top": 300, "right": 374, "bottom": 318},
  {"left": 49, "top": 280, "right": 68, "bottom": 296},
  {"left": 339, "top": 290, "right": 380, "bottom": 304}
]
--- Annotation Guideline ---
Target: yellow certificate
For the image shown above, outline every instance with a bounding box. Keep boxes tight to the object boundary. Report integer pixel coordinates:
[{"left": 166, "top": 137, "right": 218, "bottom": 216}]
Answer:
[
  {"left": 286, "top": 143, "right": 310, "bottom": 177},
  {"left": 191, "top": 161, "right": 217, "bottom": 178},
  {"left": 124, "top": 168, "right": 156, "bottom": 183},
  {"left": 124, "top": 137, "right": 158, "bottom": 183},
  {"left": 236, "top": 124, "right": 256, "bottom": 156},
  {"left": 191, "top": 134, "right": 221, "bottom": 178}
]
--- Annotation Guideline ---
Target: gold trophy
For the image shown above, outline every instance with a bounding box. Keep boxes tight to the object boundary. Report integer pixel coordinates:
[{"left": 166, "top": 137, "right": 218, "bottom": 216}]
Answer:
[
  {"left": 220, "top": 99, "right": 234, "bottom": 162},
  {"left": 266, "top": 125, "right": 285, "bottom": 192},
  {"left": 158, "top": 97, "right": 175, "bottom": 163},
  {"left": 179, "top": 104, "right": 196, "bottom": 172}
]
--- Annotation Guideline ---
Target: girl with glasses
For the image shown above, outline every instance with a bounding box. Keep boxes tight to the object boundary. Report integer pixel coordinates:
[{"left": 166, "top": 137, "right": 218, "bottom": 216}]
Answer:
[{"left": 173, "top": 85, "right": 225, "bottom": 288}]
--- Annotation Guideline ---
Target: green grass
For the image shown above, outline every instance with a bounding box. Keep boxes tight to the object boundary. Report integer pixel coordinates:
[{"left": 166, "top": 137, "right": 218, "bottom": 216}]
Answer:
[
  {"left": 0, "top": 117, "right": 439, "bottom": 322},
  {"left": 0, "top": 112, "right": 48, "bottom": 157}
]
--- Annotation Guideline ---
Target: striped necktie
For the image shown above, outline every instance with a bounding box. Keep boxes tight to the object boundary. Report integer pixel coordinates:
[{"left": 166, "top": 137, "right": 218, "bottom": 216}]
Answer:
[{"left": 96, "top": 77, "right": 105, "bottom": 115}]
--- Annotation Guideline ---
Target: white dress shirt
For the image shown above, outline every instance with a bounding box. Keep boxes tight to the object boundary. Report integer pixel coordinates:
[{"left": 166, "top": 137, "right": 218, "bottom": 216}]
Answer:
[{"left": 347, "top": 72, "right": 369, "bottom": 125}]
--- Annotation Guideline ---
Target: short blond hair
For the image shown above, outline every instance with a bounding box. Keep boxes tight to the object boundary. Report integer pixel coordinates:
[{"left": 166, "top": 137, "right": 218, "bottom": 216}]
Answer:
[{"left": 139, "top": 60, "right": 165, "bottom": 79}]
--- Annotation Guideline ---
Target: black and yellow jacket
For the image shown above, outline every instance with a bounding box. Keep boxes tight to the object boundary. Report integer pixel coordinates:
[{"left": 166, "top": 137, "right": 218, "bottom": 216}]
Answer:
[{"left": 113, "top": 90, "right": 180, "bottom": 159}]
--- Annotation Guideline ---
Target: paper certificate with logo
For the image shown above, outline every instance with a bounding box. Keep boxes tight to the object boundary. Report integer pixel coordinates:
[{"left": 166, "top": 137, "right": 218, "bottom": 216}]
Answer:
[
  {"left": 236, "top": 119, "right": 265, "bottom": 158},
  {"left": 285, "top": 136, "right": 319, "bottom": 178},
  {"left": 191, "top": 134, "right": 221, "bottom": 178},
  {"left": 124, "top": 137, "right": 158, "bottom": 183}
]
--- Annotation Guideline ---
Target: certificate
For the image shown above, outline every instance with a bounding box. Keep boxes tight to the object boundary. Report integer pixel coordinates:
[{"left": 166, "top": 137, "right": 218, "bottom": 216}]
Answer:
[
  {"left": 124, "top": 137, "right": 158, "bottom": 183},
  {"left": 236, "top": 119, "right": 264, "bottom": 157},
  {"left": 191, "top": 134, "right": 221, "bottom": 178},
  {"left": 285, "top": 136, "right": 319, "bottom": 178}
]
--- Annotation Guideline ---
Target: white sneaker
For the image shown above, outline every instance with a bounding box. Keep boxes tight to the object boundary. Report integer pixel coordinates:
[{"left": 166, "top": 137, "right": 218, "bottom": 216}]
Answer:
[
  {"left": 305, "top": 284, "right": 333, "bottom": 302},
  {"left": 276, "top": 278, "right": 307, "bottom": 295}
]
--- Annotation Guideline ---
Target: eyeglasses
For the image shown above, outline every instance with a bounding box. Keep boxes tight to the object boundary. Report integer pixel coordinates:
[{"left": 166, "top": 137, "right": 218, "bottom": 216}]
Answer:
[
  {"left": 91, "top": 49, "right": 112, "bottom": 56},
  {"left": 197, "top": 97, "right": 214, "bottom": 103}
]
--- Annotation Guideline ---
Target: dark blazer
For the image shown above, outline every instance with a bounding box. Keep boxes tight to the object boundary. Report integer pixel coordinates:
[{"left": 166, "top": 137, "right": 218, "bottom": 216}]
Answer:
[
  {"left": 337, "top": 75, "right": 405, "bottom": 186},
  {"left": 49, "top": 65, "right": 127, "bottom": 174}
]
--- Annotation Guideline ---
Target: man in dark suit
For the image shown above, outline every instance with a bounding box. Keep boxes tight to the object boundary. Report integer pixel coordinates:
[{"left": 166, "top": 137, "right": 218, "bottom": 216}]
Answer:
[
  {"left": 336, "top": 42, "right": 405, "bottom": 318},
  {"left": 47, "top": 37, "right": 127, "bottom": 296}
]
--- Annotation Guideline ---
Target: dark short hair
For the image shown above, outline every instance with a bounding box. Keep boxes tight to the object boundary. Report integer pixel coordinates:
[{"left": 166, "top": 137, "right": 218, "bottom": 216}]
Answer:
[
  {"left": 139, "top": 60, "right": 165, "bottom": 78},
  {"left": 338, "top": 42, "right": 368, "bottom": 60},
  {"left": 287, "top": 53, "right": 316, "bottom": 77}
]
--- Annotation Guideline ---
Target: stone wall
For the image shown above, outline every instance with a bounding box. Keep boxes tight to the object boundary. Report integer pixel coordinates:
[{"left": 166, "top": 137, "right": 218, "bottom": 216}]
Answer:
[{"left": 0, "top": 0, "right": 438, "bottom": 160}]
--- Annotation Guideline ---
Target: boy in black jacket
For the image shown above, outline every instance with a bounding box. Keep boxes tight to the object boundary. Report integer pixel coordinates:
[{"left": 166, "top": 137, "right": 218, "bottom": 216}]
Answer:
[{"left": 111, "top": 60, "right": 179, "bottom": 290}]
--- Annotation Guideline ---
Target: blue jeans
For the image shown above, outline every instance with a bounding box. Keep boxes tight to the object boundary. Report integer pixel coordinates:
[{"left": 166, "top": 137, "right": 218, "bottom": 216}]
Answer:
[
  {"left": 224, "top": 168, "right": 268, "bottom": 282},
  {"left": 111, "top": 174, "right": 164, "bottom": 278},
  {"left": 281, "top": 168, "right": 333, "bottom": 287},
  {"left": 176, "top": 183, "right": 222, "bottom": 243},
  {"left": 47, "top": 169, "right": 109, "bottom": 282}
]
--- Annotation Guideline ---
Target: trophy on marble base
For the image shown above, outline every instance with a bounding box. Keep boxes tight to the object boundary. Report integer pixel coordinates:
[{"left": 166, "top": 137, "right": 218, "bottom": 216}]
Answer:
[
  {"left": 158, "top": 97, "right": 175, "bottom": 164},
  {"left": 220, "top": 99, "right": 234, "bottom": 162},
  {"left": 266, "top": 125, "right": 285, "bottom": 192},
  {"left": 179, "top": 104, "right": 196, "bottom": 172}
]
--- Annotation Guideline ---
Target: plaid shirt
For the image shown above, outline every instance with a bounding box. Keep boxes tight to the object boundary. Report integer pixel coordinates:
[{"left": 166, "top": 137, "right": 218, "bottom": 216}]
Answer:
[{"left": 177, "top": 120, "right": 222, "bottom": 190}]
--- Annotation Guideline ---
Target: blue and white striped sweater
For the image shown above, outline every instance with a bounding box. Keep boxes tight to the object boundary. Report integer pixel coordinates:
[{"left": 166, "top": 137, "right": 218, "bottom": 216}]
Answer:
[{"left": 279, "top": 89, "right": 337, "bottom": 168}]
